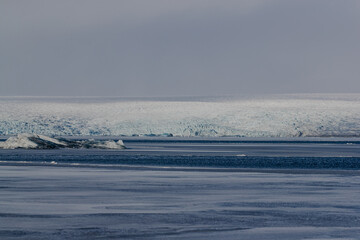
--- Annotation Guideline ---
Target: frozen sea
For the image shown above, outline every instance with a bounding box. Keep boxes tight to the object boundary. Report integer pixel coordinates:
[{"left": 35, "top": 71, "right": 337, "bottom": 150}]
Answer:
[{"left": 1, "top": 137, "right": 360, "bottom": 239}]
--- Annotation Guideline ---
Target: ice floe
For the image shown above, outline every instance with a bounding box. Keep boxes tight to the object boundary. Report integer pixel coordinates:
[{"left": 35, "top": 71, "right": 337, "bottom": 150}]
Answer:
[{"left": 0, "top": 134, "right": 125, "bottom": 149}]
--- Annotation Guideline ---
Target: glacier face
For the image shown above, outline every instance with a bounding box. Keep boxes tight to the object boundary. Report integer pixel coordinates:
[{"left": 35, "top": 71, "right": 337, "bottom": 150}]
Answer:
[{"left": 0, "top": 94, "right": 360, "bottom": 137}]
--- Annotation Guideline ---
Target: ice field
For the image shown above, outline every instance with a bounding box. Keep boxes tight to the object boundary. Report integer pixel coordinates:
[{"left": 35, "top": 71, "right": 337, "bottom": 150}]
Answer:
[{"left": 1, "top": 94, "right": 360, "bottom": 137}]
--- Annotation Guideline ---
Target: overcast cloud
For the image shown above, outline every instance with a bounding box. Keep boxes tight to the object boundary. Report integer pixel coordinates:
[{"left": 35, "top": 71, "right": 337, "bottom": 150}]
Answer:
[{"left": 1, "top": 0, "right": 360, "bottom": 96}]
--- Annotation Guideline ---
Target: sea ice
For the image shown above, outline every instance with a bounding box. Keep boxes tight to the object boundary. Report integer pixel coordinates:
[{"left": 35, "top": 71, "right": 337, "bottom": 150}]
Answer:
[{"left": 1, "top": 165, "right": 360, "bottom": 239}]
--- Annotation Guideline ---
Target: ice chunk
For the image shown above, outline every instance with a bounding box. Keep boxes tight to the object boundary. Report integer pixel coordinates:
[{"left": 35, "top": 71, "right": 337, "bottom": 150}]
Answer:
[
  {"left": 93, "top": 140, "right": 125, "bottom": 149},
  {"left": 0, "top": 134, "right": 40, "bottom": 149},
  {"left": 0, "top": 134, "right": 126, "bottom": 150}
]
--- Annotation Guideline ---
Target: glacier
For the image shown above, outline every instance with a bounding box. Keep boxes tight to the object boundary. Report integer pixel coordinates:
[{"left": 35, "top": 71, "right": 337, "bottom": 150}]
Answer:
[{"left": 0, "top": 94, "right": 360, "bottom": 137}]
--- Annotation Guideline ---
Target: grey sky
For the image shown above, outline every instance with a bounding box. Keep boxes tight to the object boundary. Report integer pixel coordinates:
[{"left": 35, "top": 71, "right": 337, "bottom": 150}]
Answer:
[{"left": 1, "top": 0, "right": 360, "bottom": 97}]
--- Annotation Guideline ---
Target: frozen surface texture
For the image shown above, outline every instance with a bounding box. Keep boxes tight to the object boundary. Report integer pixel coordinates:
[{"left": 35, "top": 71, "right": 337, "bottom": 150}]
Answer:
[
  {"left": 0, "top": 134, "right": 125, "bottom": 149},
  {"left": 1, "top": 166, "right": 360, "bottom": 239},
  {"left": 1, "top": 94, "right": 360, "bottom": 137}
]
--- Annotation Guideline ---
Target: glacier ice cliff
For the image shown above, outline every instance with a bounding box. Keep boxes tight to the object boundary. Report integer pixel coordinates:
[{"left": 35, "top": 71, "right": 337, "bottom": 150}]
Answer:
[{"left": 0, "top": 94, "right": 359, "bottom": 137}]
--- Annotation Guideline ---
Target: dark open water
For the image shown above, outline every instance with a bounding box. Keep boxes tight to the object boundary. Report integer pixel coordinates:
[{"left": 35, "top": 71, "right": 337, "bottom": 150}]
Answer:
[{"left": 1, "top": 137, "right": 360, "bottom": 170}]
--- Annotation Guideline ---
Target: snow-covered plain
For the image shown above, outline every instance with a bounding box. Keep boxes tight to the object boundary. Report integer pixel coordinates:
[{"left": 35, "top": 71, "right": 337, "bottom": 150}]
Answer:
[{"left": 1, "top": 94, "right": 360, "bottom": 137}]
